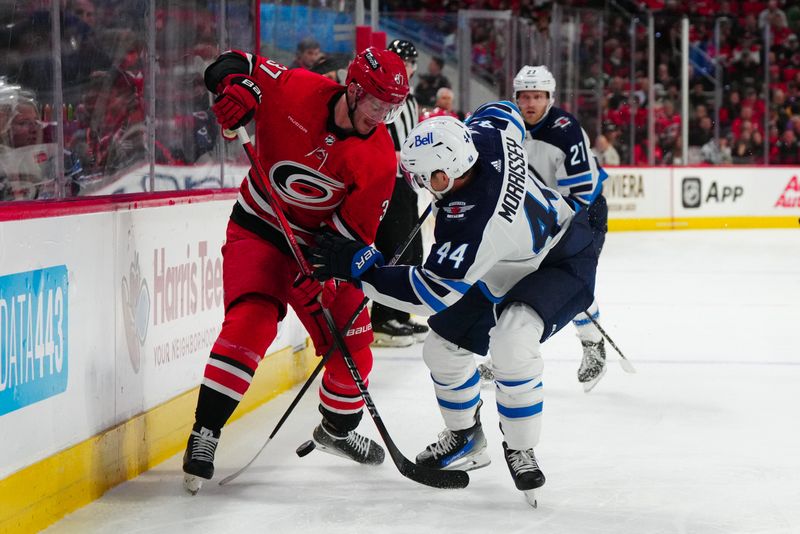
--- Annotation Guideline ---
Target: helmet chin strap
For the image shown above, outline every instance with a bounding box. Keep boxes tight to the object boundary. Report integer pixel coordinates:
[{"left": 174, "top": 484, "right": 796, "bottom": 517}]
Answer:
[{"left": 346, "top": 83, "right": 360, "bottom": 130}]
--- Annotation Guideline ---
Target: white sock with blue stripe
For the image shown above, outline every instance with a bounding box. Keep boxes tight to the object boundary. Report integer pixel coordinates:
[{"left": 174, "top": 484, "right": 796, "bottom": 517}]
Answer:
[{"left": 573, "top": 299, "right": 602, "bottom": 343}]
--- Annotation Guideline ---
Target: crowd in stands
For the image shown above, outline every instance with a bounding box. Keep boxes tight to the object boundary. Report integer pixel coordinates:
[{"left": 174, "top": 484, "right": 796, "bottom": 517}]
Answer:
[
  {"left": 384, "top": 0, "right": 800, "bottom": 165},
  {"left": 0, "top": 0, "right": 222, "bottom": 200}
]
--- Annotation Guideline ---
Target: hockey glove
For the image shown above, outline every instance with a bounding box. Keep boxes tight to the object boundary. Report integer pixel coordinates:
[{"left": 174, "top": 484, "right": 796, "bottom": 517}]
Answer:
[
  {"left": 309, "top": 231, "right": 384, "bottom": 282},
  {"left": 212, "top": 74, "right": 262, "bottom": 131},
  {"left": 292, "top": 274, "right": 337, "bottom": 314}
]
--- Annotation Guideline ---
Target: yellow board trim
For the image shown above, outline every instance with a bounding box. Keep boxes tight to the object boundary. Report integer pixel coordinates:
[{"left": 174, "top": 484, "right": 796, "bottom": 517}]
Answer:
[
  {"left": 0, "top": 342, "right": 318, "bottom": 534},
  {"left": 609, "top": 216, "right": 800, "bottom": 232}
]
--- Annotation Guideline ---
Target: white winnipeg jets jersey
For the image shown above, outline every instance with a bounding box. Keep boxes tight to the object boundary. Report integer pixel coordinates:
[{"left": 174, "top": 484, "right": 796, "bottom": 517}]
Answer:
[
  {"left": 360, "top": 101, "right": 590, "bottom": 316},
  {"left": 522, "top": 106, "right": 606, "bottom": 211}
]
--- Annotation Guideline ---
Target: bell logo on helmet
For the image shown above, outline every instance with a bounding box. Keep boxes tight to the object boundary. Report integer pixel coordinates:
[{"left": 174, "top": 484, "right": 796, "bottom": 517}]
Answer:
[
  {"left": 365, "top": 50, "right": 380, "bottom": 70},
  {"left": 414, "top": 132, "right": 434, "bottom": 147}
]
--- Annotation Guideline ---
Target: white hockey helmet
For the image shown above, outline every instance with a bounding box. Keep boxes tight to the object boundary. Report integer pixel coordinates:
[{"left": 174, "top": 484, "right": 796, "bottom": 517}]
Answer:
[
  {"left": 513, "top": 65, "right": 556, "bottom": 117},
  {"left": 400, "top": 116, "right": 478, "bottom": 199}
]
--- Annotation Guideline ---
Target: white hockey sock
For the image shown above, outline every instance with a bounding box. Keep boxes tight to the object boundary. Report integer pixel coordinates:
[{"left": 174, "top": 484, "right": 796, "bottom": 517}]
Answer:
[{"left": 573, "top": 299, "right": 602, "bottom": 343}]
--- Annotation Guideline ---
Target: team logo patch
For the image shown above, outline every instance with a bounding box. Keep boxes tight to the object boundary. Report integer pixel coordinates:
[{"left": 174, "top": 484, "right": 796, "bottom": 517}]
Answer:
[
  {"left": 269, "top": 161, "right": 345, "bottom": 211},
  {"left": 324, "top": 134, "right": 335, "bottom": 146},
  {"left": 552, "top": 116, "right": 571, "bottom": 129},
  {"left": 443, "top": 201, "right": 475, "bottom": 220}
]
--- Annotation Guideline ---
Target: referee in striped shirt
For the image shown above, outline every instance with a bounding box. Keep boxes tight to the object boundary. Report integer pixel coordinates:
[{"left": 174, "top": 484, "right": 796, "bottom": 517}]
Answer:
[{"left": 371, "top": 39, "right": 429, "bottom": 347}]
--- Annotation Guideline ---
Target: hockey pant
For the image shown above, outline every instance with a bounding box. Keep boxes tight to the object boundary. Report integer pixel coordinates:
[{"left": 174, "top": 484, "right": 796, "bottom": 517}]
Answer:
[
  {"left": 423, "top": 303, "right": 544, "bottom": 450},
  {"left": 196, "top": 221, "right": 373, "bottom": 434}
]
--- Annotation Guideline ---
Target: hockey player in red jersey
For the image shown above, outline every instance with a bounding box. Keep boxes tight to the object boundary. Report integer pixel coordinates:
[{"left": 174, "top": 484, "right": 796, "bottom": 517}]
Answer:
[{"left": 182, "top": 47, "right": 409, "bottom": 494}]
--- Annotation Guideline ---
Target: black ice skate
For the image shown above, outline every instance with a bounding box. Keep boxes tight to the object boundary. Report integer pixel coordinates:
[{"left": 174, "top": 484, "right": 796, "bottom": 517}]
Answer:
[
  {"left": 503, "top": 442, "right": 546, "bottom": 508},
  {"left": 371, "top": 319, "right": 415, "bottom": 348},
  {"left": 416, "top": 402, "right": 490, "bottom": 471},
  {"left": 312, "top": 422, "right": 385, "bottom": 465},
  {"left": 400, "top": 319, "right": 430, "bottom": 342},
  {"left": 577, "top": 338, "right": 607, "bottom": 392},
  {"left": 183, "top": 426, "right": 220, "bottom": 495}
]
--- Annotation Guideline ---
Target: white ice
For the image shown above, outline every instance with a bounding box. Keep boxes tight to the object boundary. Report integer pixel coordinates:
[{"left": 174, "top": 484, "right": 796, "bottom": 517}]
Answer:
[{"left": 46, "top": 229, "right": 800, "bottom": 534}]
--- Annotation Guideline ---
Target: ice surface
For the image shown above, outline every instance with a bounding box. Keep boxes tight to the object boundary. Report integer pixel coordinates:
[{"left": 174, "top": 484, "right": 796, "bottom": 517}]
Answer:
[{"left": 45, "top": 230, "right": 800, "bottom": 534}]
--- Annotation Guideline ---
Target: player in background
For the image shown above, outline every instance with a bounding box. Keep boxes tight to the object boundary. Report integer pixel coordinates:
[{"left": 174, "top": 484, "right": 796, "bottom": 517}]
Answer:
[
  {"left": 371, "top": 39, "right": 429, "bottom": 347},
  {"left": 309, "top": 107, "right": 599, "bottom": 507},
  {"left": 506, "top": 65, "right": 609, "bottom": 392},
  {"left": 182, "top": 47, "right": 409, "bottom": 494}
]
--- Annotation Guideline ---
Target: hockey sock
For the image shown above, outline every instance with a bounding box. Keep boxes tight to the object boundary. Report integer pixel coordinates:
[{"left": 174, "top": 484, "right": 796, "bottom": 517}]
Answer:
[{"left": 573, "top": 300, "right": 602, "bottom": 343}]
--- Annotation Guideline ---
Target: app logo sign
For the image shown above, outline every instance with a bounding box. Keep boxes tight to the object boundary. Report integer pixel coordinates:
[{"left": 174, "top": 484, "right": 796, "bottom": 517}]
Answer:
[
  {"left": 0, "top": 266, "right": 69, "bottom": 416},
  {"left": 682, "top": 177, "right": 702, "bottom": 208}
]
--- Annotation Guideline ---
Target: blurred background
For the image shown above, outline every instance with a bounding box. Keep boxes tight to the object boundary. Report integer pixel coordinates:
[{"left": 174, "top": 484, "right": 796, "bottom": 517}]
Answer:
[{"left": 0, "top": 0, "right": 797, "bottom": 201}]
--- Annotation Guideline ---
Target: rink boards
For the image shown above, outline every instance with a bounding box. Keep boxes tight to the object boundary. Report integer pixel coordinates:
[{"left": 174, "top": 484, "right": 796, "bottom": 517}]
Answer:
[
  {"left": 604, "top": 165, "right": 800, "bottom": 230},
  {"left": 0, "top": 193, "right": 317, "bottom": 533},
  {"left": 1, "top": 164, "right": 799, "bottom": 532}
]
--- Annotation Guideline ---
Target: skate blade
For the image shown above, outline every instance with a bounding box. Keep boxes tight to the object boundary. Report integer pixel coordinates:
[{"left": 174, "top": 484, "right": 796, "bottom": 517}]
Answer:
[
  {"left": 183, "top": 474, "right": 204, "bottom": 495},
  {"left": 370, "top": 334, "right": 415, "bottom": 348},
  {"left": 312, "top": 440, "right": 383, "bottom": 465},
  {"left": 523, "top": 488, "right": 538, "bottom": 508},
  {"left": 581, "top": 365, "right": 607, "bottom": 393},
  {"left": 444, "top": 449, "right": 491, "bottom": 472}
]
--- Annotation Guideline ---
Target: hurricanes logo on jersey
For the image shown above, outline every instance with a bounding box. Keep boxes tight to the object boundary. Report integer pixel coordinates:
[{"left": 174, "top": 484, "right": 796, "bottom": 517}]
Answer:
[{"left": 270, "top": 161, "right": 345, "bottom": 211}]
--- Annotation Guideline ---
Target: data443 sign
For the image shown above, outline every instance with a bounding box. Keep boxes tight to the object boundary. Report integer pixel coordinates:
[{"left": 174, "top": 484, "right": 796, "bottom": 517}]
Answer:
[{"left": 0, "top": 266, "right": 69, "bottom": 416}]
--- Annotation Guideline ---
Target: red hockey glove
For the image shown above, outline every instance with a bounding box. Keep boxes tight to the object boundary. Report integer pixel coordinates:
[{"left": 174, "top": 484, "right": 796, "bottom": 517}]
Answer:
[
  {"left": 292, "top": 274, "right": 336, "bottom": 314},
  {"left": 212, "top": 74, "right": 262, "bottom": 131}
]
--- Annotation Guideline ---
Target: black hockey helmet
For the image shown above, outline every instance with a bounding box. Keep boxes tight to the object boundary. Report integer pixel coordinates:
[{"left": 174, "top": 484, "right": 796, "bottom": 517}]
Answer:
[{"left": 387, "top": 39, "right": 418, "bottom": 62}]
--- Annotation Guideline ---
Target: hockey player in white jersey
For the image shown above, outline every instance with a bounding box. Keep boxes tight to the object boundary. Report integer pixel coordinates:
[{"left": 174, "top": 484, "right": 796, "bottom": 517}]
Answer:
[
  {"left": 309, "top": 106, "right": 599, "bottom": 507},
  {"left": 511, "top": 65, "right": 610, "bottom": 392}
]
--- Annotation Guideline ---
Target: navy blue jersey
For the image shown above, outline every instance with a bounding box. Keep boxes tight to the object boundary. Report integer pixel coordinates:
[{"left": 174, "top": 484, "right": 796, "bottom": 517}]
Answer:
[
  {"left": 522, "top": 106, "right": 607, "bottom": 210},
  {"left": 360, "top": 102, "right": 581, "bottom": 316}
]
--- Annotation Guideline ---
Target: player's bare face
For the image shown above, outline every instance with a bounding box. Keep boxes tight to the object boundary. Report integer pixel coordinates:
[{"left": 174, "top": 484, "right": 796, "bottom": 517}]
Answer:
[{"left": 516, "top": 90, "right": 549, "bottom": 125}]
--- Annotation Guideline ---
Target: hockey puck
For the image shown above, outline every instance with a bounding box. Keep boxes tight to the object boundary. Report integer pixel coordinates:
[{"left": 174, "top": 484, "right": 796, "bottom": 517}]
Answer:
[{"left": 296, "top": 440, "right": 316, "bottom": 457}]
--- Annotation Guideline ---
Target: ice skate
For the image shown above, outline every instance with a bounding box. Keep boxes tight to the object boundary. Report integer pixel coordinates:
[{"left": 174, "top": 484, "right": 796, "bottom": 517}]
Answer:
[
  {"left": 503, "top": 442, "right": 545, "bottom": 508},
  {"left": 371, "top": 319, "right": 415, "bottom": 348},
  {"left": 416, "top": 401, "right": 490, "bottom": 471},
  {"left": 402, "top": 319, "right": 430, "bottom": 342},
  {"left": 182, "top": 426, "right": 219, "bottom": 495},
  {"left": 477, "top": 357, "right": 494, "bottom": 383},
  {"left": 577, "top": 339, "right": 607, "bottom": 392},
  {"left": 312, "top": 422, "right": 385, "bottom": 465}
]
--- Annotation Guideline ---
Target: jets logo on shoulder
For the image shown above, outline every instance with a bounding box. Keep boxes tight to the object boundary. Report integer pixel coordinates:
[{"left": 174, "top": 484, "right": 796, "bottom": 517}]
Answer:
[
  {"left": 269, "top": 161, "right": 345, "bottom": 210},
  {"left": 443, "top": 201, "right": 475, "bottom": 220},
  {"left": 490, "top": 159, "right": 502, "bottom": 172},
  {"left": 552, "top": 117, "right": 571, "bottom": 129}
]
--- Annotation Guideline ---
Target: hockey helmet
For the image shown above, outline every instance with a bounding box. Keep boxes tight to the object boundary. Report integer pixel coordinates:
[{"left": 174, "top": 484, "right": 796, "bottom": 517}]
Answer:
[
  {"left": 400, "top": 115, "right": 478, "bottom": 199},
  {"left": 513, "top": 65, "right": 556, "bottom": 116},
  {"left": 387, "top": 39, "right": 418, "bottom": 63},
  {"left": 346, "top": 47, "right": 409, "bottom": 123}
]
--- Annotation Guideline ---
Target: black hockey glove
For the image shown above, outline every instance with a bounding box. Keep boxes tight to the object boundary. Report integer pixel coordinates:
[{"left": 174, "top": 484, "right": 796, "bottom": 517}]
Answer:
[{"left": 309, "top": 231, "right": 384, "bottom": 282}]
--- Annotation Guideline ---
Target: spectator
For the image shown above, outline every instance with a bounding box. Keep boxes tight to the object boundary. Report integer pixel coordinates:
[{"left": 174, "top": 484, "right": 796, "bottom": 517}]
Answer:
[
  {"left": 759, "top": 0, "right": 788, "bottom": 30},
  {"left": 775, "top": 128, "right": 798, "bottom": 163},
  {"left": 701, "top": 136, "right": 733, "bottom": 164},
  {"left": 420, "top": 87, "right": 458, "bottom": 121},
  {"left": 689, "top": 115, "right": 714, "bottom": 146},
  {"left": 0, "top": 84, "right": 84, "bottom": 199},
  {"left": 593, "top": 134, "right": 620, "bottom": 166},
  {"left": 415, "top": 56, "right": 450, "bottom": 108},
  {"left": 289, "top": 37, "right": 322, "bottom": 70}
]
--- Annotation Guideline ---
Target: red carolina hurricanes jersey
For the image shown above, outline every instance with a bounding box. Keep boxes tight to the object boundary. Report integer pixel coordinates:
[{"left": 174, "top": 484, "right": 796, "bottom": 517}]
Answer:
[{"left": 209, "top": 50, "right": 397, "bottom": 246}]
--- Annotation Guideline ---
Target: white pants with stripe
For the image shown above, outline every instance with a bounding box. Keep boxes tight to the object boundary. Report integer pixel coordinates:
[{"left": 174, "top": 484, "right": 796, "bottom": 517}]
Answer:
[{"left": 423, "top": 302, "right": 544, "bottom": 450}]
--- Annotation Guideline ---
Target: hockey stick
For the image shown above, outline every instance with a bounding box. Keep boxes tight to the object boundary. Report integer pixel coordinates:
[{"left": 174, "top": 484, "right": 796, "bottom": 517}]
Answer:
[
  {"left": 219, "top": 203, "right": 432, "bottom": 486},
  {"left": 583, "top": 312, "right": 636, "bottom": 374},
  {"left": 227, "top": 127, "right": 468, "bottom": 490}
]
